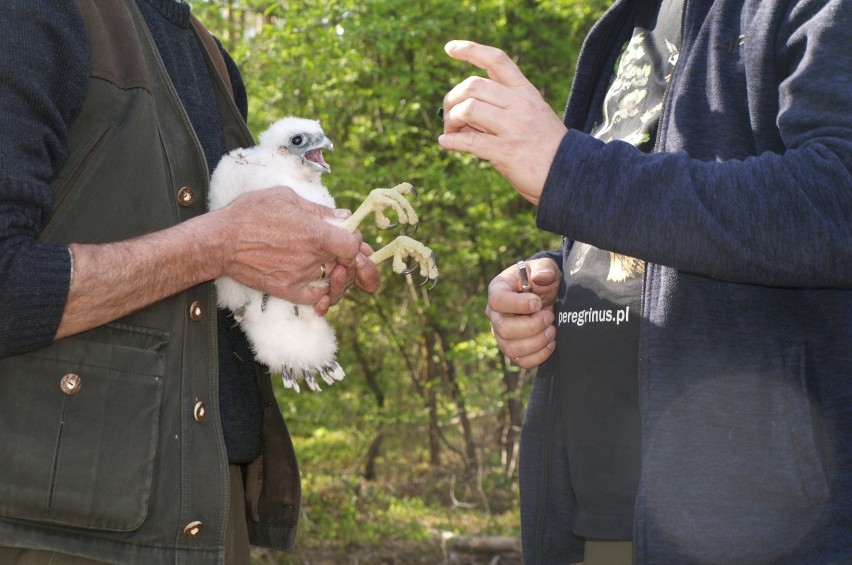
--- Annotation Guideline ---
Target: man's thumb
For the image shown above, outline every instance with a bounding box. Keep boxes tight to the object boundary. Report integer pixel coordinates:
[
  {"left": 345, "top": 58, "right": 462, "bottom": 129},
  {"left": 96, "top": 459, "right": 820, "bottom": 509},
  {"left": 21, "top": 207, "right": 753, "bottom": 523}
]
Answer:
[{"left": 531, "top": 267, "right": 558, "bottom": 286}]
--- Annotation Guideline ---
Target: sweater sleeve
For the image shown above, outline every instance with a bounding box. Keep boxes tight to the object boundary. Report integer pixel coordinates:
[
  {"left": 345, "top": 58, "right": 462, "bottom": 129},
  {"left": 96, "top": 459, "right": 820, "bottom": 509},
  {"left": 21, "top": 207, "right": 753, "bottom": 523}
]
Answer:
[
  {"left": 0, "top": 3, "right": 88, "bottom": 357},
  {"left": 536, "top": 0, "right": 852, "bottom": 289}
]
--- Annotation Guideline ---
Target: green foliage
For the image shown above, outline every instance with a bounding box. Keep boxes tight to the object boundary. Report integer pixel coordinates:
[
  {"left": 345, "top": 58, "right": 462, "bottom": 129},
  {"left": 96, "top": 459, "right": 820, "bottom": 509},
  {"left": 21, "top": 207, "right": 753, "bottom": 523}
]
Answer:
[{"left": 190, "top": 0, "right": 606, "bottom": 553}]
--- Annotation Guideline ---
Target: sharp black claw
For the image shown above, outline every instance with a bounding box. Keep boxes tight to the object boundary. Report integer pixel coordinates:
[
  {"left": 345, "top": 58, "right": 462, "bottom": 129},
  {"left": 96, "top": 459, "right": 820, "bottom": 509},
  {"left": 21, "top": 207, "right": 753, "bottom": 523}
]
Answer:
[
  {"left": 402, "top": 223, "right": 419, "bottom": 236},
  {"left": 382, "top": 222, "right": 399, "bottom": 230},
  {"left": 399, "top": 258, "right": 419, "bottom": 275},
  {"left": 421, "top": 275, "right": 438, "bottom": 290},
  {"left": 409, "top": 185, "right": 419, "bottom": 201}
]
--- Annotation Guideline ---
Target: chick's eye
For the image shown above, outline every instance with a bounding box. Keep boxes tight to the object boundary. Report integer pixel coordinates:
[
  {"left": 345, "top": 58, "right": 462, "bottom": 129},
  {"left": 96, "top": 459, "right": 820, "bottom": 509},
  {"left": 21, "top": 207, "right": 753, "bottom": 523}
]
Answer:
[{"left": 291, "top": 135, "right": 303, "bottom": 146}]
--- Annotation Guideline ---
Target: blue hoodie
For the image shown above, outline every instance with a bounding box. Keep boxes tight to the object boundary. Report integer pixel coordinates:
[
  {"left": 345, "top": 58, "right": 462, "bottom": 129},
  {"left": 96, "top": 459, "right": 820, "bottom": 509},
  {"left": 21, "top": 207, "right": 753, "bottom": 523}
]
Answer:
[{"left": 533, "top": 0, "right": 852, "bottom": 561}]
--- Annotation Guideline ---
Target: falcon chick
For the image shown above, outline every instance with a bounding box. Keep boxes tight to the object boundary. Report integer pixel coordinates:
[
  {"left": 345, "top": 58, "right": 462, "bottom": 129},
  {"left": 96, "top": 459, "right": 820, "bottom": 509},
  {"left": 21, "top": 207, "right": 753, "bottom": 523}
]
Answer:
[{"left": 209, "top": 117, "right": 438, "bottom": 392}]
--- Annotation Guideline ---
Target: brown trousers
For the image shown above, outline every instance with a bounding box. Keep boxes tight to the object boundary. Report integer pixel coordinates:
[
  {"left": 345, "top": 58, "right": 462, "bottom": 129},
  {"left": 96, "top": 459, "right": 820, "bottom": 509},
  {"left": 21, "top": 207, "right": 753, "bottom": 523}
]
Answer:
[{"left": 582, "top": 539, "right": 633, "bottom": 565}]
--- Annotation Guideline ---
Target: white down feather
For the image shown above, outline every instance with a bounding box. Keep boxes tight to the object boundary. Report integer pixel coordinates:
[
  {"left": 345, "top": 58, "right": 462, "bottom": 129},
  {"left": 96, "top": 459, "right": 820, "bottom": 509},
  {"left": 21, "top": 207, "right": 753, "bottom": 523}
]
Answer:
[{"left": 208, "top": 117, "right": 344, "bottom": 392}]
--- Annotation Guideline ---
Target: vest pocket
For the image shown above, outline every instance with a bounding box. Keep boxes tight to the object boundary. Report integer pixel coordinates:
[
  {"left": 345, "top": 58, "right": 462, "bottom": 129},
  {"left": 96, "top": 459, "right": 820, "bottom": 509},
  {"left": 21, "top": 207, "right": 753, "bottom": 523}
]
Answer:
[
  {"left": 47, "top": 120, "right": 116, "bottom": 228},
  {"left": 0, "top": 336, "right": 165, "bottom": 531}
]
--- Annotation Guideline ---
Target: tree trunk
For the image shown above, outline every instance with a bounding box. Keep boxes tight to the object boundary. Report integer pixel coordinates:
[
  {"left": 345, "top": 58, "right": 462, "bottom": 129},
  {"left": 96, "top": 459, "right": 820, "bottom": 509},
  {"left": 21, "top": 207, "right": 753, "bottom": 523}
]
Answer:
[
  {"left": 443, "top": 533, "right": 522, "bottom": 555},
  {"left": 499, "top": 355, "right": 527, "bottom": 477},
  {"left": 423, "top": 335, "right": 443, "bottom": 467},
  {"left": 352, "top": 339, "right": 385, "bottom": 481},
  {"left": 432, "top": 325, "right": 478, "bottom": 473}
]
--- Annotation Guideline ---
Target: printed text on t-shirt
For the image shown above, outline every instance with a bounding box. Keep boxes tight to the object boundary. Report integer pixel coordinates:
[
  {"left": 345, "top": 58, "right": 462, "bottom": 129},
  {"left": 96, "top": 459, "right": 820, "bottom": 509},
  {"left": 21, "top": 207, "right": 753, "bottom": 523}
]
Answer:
[{"left": 558, "top": 306, "right": 631, "bottom": 327}]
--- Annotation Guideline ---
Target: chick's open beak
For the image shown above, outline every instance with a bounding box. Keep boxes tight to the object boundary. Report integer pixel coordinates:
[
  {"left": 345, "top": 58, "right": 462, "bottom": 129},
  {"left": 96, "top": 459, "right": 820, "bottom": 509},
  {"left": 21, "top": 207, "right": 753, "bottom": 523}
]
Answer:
[{"left": 303, "top": 136, "right": 333, "bottom": 173}]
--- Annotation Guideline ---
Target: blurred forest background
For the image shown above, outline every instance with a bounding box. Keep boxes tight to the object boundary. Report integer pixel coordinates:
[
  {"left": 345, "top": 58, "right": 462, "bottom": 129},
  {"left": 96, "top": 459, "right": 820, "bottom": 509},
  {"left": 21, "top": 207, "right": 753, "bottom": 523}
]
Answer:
[{"left": 191, "top": 0, "right": 608, "bottom": 562}]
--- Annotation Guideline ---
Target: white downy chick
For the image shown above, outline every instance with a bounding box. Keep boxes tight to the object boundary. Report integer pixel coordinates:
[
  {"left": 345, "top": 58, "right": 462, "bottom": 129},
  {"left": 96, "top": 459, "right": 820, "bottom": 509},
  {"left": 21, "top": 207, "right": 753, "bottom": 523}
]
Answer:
[{"left": 208, "top": 117, "right": 344, "bottom": 392}]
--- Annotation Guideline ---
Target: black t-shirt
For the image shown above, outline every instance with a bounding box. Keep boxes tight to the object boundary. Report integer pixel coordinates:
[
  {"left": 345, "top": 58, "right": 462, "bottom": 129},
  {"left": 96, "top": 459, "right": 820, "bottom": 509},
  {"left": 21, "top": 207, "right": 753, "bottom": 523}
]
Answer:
[{"left": 554, "top": 0, "right": 683, "bottom": 540}]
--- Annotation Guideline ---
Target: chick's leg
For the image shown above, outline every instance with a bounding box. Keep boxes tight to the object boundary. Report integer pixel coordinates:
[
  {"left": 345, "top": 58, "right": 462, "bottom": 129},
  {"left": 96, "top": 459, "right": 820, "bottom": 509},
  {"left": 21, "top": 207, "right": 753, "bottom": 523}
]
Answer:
[
  {"left": 341, "top": 182, "right": 418, "bottom": 233},
  {"left": 341, "top": 182, "right": 438, "bottom": 287},
  {"left": 370, "top": 235, "right": 439, "bottom": 286}
]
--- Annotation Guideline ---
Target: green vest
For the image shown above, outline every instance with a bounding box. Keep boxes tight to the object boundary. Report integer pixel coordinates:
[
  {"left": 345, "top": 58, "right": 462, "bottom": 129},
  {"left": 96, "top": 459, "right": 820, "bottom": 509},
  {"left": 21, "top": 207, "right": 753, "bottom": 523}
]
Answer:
[{"left": 0, "top": 1, "right": 300, "bottom": 562}]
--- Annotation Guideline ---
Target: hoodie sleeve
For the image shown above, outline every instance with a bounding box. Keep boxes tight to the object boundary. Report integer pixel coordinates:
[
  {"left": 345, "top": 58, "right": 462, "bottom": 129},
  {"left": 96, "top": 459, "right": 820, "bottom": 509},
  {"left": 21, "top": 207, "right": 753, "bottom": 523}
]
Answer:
[
  {"left": 536, "top": 0, "right": 852, "bottom": 288},
  {"left": 0, "top": 2, "right": 88, "bottom": 357}
]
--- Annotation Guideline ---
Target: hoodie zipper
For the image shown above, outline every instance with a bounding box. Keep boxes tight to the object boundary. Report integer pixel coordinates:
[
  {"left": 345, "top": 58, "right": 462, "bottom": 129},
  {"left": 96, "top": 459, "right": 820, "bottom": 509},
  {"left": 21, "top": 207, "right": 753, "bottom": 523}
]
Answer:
[{"left": 633, "top": 1, "right": 689, "bottom": 562}]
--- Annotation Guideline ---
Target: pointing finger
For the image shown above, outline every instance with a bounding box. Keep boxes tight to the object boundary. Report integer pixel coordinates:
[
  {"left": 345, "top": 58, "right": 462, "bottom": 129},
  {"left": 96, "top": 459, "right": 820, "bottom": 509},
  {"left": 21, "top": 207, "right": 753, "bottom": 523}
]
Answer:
[{"left": 444, "top": 40, "right": 533, "bottom": 88}]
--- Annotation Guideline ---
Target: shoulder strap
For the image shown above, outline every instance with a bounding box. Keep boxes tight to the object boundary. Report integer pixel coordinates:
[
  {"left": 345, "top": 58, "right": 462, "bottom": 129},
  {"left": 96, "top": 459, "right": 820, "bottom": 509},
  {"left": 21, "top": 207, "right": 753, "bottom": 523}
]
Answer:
[
  {"left": 75, "top": 0, "right": 152, "bottom": 91},
  {"left": 189, "top": 15, "right": 234, "bottom": 101},
  {"left": 76, "top": 0, "right": 252, "bottom": 150},
  {"left": 188, "top": 14, "right": 254, "bottom": 148}
]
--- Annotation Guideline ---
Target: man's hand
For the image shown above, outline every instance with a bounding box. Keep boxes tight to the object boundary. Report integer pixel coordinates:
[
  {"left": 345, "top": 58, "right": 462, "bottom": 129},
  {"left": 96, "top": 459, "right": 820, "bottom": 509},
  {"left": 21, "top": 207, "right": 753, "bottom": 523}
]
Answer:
[
  {"left": 214, "top": 186, "right": 364, "bottom": 307},
  {"left": 58, "top": 187, "right": 365, "bottom": 339},
  {"left": 439, "top": 40, "right": 568, "bottom": 206},
  {"left": 485, "top": 257, "right": 560, "bottom": 368},
  {"left": 316, "top": 242, "right": 381, "bottom": 316}
]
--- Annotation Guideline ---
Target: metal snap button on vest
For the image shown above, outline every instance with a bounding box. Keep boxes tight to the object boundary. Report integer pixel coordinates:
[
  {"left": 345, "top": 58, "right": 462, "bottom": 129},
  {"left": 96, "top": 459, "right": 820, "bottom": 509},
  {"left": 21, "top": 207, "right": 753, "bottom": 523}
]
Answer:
[
  {"left": 189, "top": 301, "right": 203, "bottom": 321},
  {"left": 177, "top": 186, "right": 195, "bottom": 207},
  {"left": 183, "top": 520, "right": 203, "bottom": 538},
  {"left": 60, "top": 373, "right": 82, "bottom": 395},
  {"left": 193, "top": 401, "right": 206, "bottom": 422}
]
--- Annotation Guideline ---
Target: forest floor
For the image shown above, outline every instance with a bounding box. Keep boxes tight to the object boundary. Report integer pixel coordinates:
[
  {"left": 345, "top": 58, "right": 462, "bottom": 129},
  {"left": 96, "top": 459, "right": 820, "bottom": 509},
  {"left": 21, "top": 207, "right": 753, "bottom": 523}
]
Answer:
[{"left": 252, "top": 540, "right": 523, "bottom": 565}]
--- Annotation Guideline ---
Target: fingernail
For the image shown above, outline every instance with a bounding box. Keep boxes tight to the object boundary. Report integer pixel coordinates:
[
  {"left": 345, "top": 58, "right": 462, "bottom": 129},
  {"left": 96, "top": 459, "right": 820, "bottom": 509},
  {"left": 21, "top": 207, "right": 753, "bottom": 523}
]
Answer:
[
  {"left": 445, "top": 40, "right": 467, "bottom": 53},
  {"left": 545, "top": 326, "right": 556, "bottom": 340},
  {"left": 530, "top": 298, "right": 542, "bottom": 312}
]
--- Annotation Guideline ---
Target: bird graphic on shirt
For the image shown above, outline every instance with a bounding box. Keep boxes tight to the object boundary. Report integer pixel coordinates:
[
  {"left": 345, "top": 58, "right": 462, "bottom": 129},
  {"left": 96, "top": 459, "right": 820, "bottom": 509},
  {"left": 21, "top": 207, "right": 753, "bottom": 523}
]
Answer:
[
  {"left": 608, "top": 253, "right": 645, "bottom": 282},
  {"left": 208, "top": 116, "right": 438, "bottom": 392}
]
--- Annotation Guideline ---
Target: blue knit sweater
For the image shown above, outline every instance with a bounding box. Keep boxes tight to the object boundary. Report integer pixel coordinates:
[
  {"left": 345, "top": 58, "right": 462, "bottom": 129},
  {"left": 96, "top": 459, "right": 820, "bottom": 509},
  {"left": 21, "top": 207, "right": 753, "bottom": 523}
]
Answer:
[
  {"left": 0, "top": 0, "right": 262, "bottom": 462},
  {"left": 530, "top": 0, "right": 852, "bottom": 562}
]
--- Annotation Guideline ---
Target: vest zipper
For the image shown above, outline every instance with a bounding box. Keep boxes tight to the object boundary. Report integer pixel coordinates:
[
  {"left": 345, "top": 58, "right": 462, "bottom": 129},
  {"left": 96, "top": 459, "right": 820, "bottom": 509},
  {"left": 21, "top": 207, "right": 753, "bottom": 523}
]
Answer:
[
  {"left": 652, "top": 0, "right": 688, "bottom": 155},
  {"left": 46, "top": 396, "right": 70, "bottom": 514}
]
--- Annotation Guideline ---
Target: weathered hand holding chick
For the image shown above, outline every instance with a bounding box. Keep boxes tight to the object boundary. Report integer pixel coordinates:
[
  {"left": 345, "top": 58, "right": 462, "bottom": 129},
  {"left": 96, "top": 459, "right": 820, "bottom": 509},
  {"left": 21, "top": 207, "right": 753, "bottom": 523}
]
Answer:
[{"left": 209, "top": 117, "right": 438, "bottom": 392}]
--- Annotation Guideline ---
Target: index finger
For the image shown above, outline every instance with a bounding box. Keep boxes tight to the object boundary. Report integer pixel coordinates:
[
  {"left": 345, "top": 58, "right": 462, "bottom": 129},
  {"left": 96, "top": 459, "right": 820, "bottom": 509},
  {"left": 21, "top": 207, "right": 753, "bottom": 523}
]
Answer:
[
  {"left": 445, "top": 40, "right": 532, "bottom": 89},
  {"left": 353, "top": 253, "right": 381, "bottom": 294},
  {"left": 319, "top": 222, "right": 362, "bottom": 265}
]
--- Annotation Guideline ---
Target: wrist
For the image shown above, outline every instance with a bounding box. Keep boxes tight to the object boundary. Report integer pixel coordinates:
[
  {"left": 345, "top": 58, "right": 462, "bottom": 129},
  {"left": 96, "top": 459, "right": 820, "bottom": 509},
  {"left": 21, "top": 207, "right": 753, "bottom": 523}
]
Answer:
[{"left": 180, "top": 210, "right": 232, "bottom": 282}]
